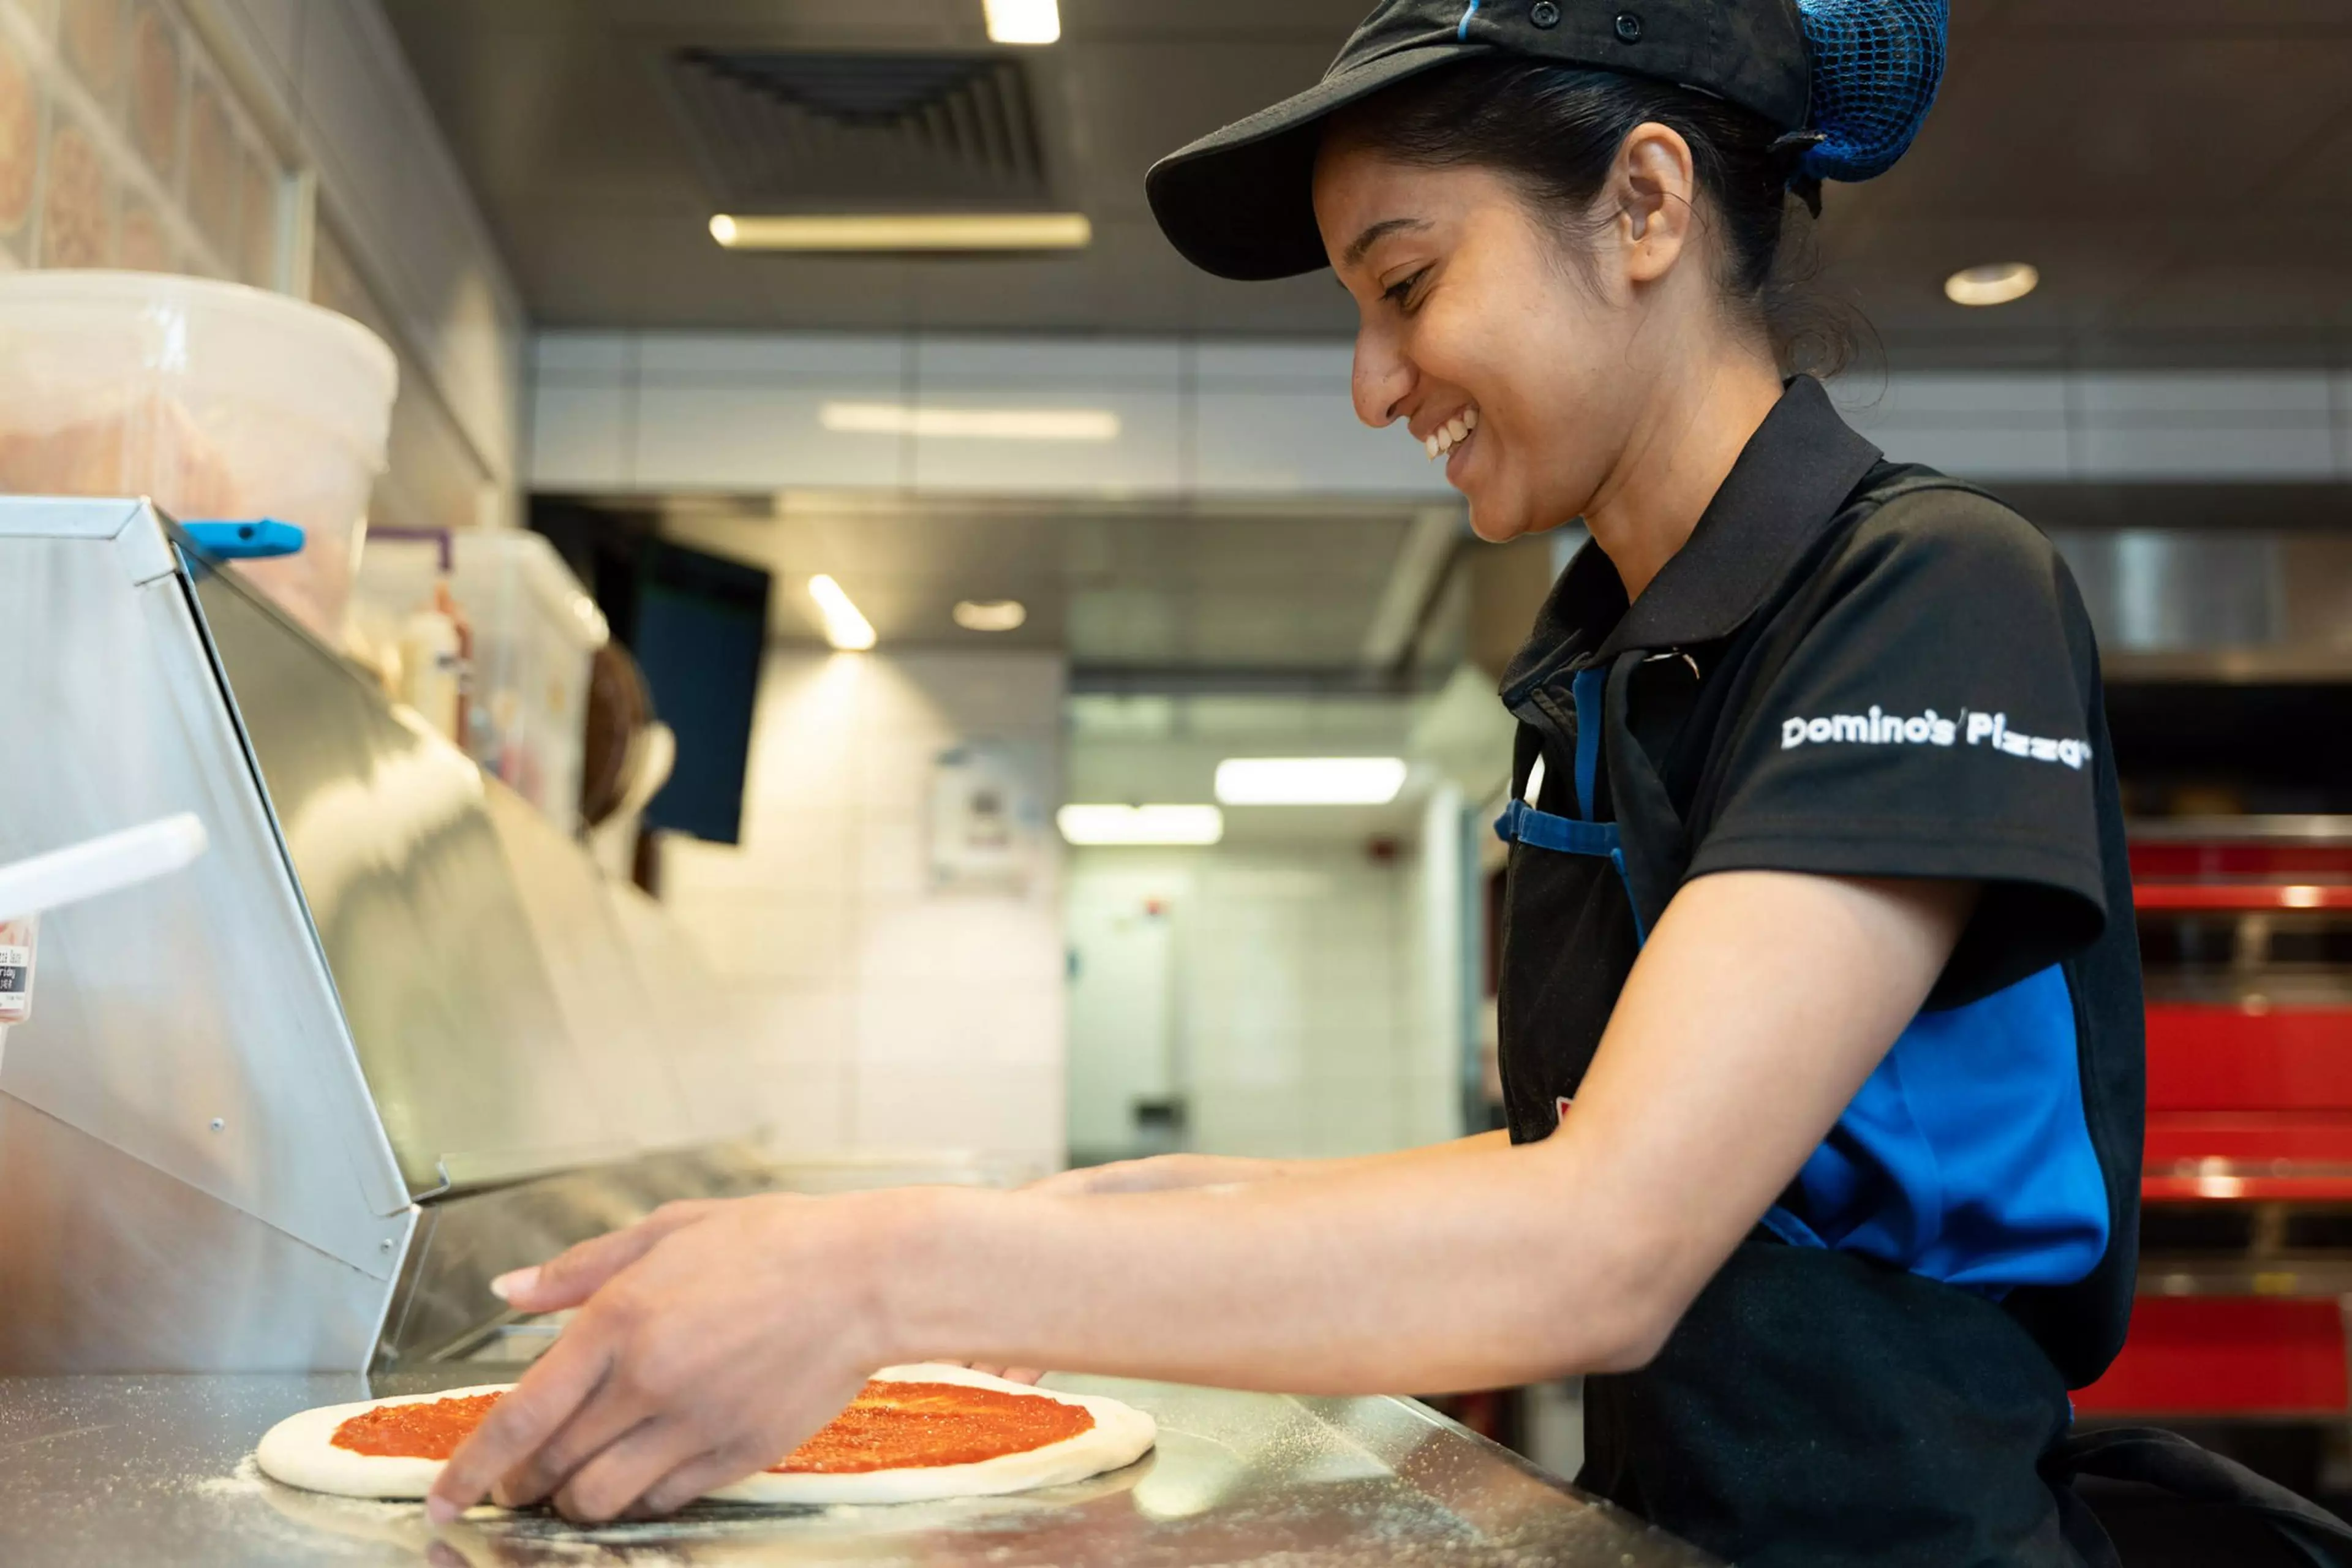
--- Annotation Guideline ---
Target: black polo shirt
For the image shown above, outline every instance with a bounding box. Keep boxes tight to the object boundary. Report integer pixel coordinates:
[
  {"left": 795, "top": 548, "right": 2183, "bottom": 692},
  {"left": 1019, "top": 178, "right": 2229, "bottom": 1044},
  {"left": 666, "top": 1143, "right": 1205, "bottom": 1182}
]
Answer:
[{"left": 1496, "top": 376, "right": 2144, "bottom": 1388}]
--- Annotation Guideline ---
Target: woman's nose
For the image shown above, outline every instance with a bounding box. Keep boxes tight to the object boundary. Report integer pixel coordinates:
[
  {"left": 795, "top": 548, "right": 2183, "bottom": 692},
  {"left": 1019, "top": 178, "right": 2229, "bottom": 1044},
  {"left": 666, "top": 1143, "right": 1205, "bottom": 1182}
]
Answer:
[{"left": 1352, "top": 331, "right": 1412, "bottom": 430}]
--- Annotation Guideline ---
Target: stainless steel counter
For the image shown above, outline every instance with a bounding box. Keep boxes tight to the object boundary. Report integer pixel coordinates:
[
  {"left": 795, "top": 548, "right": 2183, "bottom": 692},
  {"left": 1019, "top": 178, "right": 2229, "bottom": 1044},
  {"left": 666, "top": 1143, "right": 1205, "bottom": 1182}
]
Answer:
[{"left": 0, "top": 1371, "right": 1716, "bottom": 1567}]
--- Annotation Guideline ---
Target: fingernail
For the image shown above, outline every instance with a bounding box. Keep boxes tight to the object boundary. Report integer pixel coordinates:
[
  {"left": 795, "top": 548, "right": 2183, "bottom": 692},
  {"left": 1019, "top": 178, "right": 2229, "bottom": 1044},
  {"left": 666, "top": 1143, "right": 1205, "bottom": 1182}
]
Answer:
[
  {"left": 425, "top": 1496, "right": 459, "bottom": 1526},
  {"left": 489, "top": 1267, "right": 539, "bottom": 1302}
]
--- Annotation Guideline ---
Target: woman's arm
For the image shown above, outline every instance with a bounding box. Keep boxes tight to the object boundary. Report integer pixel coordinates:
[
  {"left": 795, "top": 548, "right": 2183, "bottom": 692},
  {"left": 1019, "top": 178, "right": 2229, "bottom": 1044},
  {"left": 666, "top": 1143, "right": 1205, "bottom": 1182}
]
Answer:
[
  {"left": 431, "top": 869, "right": 1970, "bottom": 1523},
  {"left": 1035, "top": 1129, "right": 1515, "bottom": 1197}
]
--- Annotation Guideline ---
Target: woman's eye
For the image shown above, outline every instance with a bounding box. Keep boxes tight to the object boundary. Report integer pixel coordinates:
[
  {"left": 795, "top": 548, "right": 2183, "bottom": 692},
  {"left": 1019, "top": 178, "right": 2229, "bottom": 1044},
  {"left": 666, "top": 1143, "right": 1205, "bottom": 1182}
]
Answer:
[{"left": 1384, "top": 269, "right": 1428, "bottom": 309}]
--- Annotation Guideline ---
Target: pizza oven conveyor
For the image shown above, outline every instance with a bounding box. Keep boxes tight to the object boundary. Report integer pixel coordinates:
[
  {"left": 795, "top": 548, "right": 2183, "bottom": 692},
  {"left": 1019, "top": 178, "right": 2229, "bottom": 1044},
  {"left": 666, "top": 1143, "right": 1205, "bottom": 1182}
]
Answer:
[{"left": 0, "top": 498, "right": 1711, "bottom": 1567}]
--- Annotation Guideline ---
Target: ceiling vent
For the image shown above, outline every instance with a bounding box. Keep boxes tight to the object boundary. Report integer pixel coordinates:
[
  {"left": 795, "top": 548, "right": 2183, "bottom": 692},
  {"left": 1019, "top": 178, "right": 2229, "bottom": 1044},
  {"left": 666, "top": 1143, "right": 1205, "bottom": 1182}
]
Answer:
[{"left": 663, "top": 50, "right": 1052, "bottom": 210}]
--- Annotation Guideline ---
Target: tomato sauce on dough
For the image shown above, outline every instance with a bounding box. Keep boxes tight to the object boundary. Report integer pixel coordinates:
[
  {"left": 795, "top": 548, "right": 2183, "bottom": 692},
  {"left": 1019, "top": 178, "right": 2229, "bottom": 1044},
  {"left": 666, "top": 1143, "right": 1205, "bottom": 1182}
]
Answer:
[
  {"left": 332, "top": 1393, "right": 503, "bottom": 1461},
  {"left": 771, "top": 1381, "right": 1094, "bottom": 1474},
  {"left": 328, "top": 1381, "right": 1093, "bottom": 1473}
]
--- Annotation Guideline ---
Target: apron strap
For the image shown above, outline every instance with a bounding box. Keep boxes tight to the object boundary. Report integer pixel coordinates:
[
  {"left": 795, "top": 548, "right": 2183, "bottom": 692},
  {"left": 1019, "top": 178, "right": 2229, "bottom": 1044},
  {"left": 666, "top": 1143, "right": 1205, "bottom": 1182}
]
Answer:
[
  {"left": 1494, "top": 799, "right": 1621, "bottom": 858},
  {"left": 1570, "top": 665, "right": 1606, "bottom": 822},
  {"left": 2046, "top": 1426, "right": 2352, "bottom": 1567}
]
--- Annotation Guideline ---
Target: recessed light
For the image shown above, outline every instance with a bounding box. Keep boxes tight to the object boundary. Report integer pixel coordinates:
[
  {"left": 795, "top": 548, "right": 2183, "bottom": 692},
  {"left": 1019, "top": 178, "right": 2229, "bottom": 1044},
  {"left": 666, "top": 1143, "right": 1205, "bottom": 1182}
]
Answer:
[
  {"left": 707, "top": 212, "right": 1091, "bottom": 252},
  {"left": 954, "top": 599, "right": 1028, "bottom": 632},
  {"left": 1944, "top": 262, "right": 2040, "bottom": 307},
  {"left": 807, "top": 575, "right": 876, "bottom": 651},
  {"left": 1057, "top": 805, "right": 1224, "bottom": 846},
  {"left": 821, "top": 403, "right": 1120, "bottom": 442},
  {"left": 1215, "top": 758, "right": 1409, "bottom": 807},
  {"left": 985, "top": 0, "right": 1061, "bottom": 45}
]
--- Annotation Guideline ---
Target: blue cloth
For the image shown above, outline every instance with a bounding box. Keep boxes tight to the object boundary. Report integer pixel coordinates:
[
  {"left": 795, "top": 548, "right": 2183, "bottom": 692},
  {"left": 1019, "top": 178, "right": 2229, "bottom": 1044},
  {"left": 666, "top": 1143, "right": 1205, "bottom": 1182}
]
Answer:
[{"left": 1774, "top": 963, "right": 2109, "bottom": 1291}]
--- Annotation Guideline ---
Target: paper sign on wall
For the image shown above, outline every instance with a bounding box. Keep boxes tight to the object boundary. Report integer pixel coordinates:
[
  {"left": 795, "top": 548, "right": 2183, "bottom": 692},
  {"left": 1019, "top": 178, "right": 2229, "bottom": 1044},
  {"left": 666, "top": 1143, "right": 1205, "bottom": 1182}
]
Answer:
[{"left": 929, "top": 742, "right": 1046, "bottom": 897}]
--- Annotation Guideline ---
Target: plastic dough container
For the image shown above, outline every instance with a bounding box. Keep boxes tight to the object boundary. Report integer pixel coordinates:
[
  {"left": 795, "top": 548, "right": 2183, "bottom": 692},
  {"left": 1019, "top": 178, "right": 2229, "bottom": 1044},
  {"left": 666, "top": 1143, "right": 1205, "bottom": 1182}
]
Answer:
[{"left": 0, "top": 271, "right": 397, "bottom": 643}]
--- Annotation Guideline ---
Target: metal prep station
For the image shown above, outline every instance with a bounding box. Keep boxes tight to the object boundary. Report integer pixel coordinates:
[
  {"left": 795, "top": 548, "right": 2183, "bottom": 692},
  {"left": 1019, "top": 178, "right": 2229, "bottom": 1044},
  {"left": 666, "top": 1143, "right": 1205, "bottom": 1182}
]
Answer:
[{"left": 0, "top": 496, "right": 1714, "bottom": 1567}]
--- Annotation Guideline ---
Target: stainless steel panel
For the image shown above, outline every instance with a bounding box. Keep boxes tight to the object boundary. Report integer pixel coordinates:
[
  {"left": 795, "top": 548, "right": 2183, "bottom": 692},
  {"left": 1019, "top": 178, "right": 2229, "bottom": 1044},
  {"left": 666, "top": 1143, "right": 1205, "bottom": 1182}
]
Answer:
[
  {"left": 2051, "top": 529, "right": 2352, "bottom": 676},
  {"left": 480, "top": 788, "right": 696, "bottom": 1154},
  {"left": 0, "top": 1095, "right": 405, "bottom": 1372},
  {"left": 0, "top": 1372, "right": 1718, "bottom": 1566},
  {"left": 0, "top": 503, "right": 410, "bottom": 1295},
  {"left": 192, "top": 560, "right": 636, "bottom": 1192},
  {"left": 603, "top": 880, "right": 769, "bottom": 1147}
]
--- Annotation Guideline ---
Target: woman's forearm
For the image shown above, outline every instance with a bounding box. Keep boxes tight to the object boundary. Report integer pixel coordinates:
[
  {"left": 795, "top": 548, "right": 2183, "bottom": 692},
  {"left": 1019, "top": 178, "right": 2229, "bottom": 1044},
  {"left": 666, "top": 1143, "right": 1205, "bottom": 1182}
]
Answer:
[
  {"left": 1062, "top": 1131, "right": 1513, "bottom": 1195},
  {"left": 877, "top": 1135, "right": 1636, "bottom": 1396}
]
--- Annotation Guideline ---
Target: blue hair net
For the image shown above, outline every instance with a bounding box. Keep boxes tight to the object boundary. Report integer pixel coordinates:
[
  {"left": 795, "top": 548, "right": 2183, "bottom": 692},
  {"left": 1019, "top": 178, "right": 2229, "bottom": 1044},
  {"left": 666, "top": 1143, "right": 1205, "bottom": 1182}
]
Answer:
[{"left": 1795, "top": 0, "right": 1948, "bottom": 183}]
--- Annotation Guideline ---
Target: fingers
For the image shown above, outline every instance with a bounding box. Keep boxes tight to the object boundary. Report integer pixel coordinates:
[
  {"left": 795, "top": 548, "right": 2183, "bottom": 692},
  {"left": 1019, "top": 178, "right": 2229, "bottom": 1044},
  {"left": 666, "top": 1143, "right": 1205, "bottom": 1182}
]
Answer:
[
  {"left": 494, "top": 1202, "right": 718, "bottom": 1315},
  {"left": 483, "top": 1376, "right": 647, "bottom": 1511},
  {"left": 624, "top": 1444, "right": 777, "bottom": 1520},
  {"left": 427, "top": 1333, "right": 611, "bottom": 1524},
  {"left": 998, "top": 1368, "right": 1048, "bottom": 1385},
  {"left": 550, "top": 1417, "right": 712, "bottom": 1523}
]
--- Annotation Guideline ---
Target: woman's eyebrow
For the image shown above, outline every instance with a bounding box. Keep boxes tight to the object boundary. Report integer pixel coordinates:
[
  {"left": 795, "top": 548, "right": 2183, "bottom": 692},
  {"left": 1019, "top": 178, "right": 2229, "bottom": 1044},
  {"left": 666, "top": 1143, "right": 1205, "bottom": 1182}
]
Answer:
[{"left": 1343, "top": 217, "right": 1430, "bottom": 269}]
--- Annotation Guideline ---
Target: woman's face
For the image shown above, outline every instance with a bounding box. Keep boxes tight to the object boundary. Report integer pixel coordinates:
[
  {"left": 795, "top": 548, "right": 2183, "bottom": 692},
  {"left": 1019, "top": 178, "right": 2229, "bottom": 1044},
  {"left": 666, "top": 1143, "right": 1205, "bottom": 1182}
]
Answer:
[{"left": 1314, "top": 139, "right": 1657, "bottom": 544}]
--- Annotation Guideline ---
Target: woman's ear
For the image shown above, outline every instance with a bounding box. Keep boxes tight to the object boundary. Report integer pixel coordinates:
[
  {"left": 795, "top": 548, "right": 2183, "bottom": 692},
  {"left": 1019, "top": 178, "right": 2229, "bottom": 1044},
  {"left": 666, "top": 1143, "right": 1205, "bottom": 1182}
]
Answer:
[{"left": 1613, "top": 122, "right": 1699, "bottom": 285}]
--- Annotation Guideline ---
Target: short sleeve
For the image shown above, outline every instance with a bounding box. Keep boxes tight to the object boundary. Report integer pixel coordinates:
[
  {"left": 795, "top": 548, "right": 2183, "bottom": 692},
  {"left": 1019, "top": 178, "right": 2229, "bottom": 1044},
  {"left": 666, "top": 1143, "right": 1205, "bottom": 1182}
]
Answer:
[{"left": 1686, "top": 491, "right": 2109, "bottom": 1005}]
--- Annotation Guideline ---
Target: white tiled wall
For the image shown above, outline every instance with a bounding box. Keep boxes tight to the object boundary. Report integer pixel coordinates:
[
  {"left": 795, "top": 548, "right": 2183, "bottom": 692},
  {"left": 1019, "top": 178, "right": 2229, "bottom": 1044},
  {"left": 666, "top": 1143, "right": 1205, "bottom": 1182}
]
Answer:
[
  {"left": 662, "top": 649, "right": 1069, "bottom": 1175},
  {"left": 533, "top": 332, "right": 2352, "bottom": 499},
  {"left": 1066, "top": 832, "right": 1464, "bottom": 1166}
]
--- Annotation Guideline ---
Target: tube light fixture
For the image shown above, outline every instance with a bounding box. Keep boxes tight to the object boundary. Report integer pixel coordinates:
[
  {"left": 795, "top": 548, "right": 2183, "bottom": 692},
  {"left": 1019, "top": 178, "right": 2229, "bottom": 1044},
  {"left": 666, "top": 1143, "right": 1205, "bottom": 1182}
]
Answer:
[
  {"left": 709, "top": 212, "right": 1091, "bottom": 252},
  {"left": 954, "top": 598, "right": 1029, "bottom": 632},
  {"left": 1057, "top": 805, "right": 1224, "bottom": 846},
  {"left": 1944, "top": 262, "right": 2040, "bottom": 307},
  {"left": 820, "top": 403, "right": 1120, "bottom": 442},
  {"left": 807, "top": 575, "right": 876, "bottom": 651},
  {"left": 985, "top": 0, "right": 1061, "bottom": 45},
  {"left": 1215, "top": 758, "right": 1409, "bottom": 807}
]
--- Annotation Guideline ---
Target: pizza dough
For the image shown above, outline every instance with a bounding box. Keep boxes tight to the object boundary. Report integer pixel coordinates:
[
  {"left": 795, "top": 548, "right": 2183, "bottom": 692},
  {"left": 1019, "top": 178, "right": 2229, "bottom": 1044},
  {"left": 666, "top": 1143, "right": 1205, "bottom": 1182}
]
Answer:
[{"left": 255, "top": 1364, "right": 1156, "bottom": 1508}]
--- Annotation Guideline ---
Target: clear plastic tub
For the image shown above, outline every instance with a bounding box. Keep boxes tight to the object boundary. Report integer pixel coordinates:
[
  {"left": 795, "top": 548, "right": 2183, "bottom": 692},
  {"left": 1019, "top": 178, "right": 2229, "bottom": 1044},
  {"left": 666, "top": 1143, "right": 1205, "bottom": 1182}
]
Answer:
[
  {"left": 0, "top": 271, "right": 398, "bottom": 643},
  {"left": 354, "top": 530, "right": 610, "bottom": 831}
]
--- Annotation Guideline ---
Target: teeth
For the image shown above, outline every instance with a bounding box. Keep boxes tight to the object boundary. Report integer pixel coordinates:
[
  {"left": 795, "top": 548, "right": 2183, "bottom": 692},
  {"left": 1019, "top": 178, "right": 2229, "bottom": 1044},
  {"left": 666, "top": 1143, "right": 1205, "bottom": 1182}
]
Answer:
[{"left": 1420, "top": 410, "right": 1482, "bottom": 461}]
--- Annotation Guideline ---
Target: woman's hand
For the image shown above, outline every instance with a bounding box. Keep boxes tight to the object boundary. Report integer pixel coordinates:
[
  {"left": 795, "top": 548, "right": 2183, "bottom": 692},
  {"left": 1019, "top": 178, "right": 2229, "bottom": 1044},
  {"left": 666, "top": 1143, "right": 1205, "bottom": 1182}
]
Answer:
[{"left": 427, "top": 1190, "right": 918, "bottom": 1525}]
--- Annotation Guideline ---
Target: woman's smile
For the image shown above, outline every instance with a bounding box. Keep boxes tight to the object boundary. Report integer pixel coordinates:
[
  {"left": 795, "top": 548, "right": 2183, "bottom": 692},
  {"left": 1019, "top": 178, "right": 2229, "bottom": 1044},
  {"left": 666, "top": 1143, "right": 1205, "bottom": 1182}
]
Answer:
[{"left": 1415, "top": 404, "right": 1482, "bottom": 486}]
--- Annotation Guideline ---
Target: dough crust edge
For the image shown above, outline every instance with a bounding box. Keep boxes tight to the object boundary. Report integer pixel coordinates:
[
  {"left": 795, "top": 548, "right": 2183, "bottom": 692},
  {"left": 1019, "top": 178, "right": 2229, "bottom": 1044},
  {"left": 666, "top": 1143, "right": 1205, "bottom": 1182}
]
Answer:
[{"left": 255, "top": 1384, "right": 516, "bottom": 1501}]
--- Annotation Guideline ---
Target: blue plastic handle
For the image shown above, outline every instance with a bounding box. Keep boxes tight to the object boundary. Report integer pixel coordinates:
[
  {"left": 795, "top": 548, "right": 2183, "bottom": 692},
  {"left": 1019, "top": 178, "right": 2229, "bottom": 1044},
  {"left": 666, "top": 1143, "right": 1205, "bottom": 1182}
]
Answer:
[{"left": 180, "top": 519, "right": 307, "bottom": 560}]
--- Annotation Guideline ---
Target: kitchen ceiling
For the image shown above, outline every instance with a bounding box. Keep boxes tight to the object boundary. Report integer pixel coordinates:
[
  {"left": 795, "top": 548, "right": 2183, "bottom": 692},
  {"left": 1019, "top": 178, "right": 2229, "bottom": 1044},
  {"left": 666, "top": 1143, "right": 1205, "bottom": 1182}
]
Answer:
[
  {"left": 383, "top": 0, "right": 2352, "bottom": 367},
  {"left": 644, "top": 491, "right": 1477, "bottom": 681}
]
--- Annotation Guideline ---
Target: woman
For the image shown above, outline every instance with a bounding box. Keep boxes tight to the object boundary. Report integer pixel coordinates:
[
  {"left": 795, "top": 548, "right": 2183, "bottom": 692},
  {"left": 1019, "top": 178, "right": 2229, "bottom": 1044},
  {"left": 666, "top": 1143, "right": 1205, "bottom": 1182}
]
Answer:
[{"left": 431, "top": 2, "right": 2349, "bottom": 1561}]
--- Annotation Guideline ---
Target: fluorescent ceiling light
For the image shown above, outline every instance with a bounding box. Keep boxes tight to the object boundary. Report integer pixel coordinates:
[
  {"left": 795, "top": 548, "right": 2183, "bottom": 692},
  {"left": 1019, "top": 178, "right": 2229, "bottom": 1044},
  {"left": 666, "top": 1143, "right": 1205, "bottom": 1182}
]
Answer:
[
  {"left": 985, "top": 0, "right": 1061, "bottom": 45},
  {"left": 1944, "top": 262, "right": 2040, "bottom": 307},
  {"left": 821, "top": 402, "right": 1120, "bottom": 442},
  {"left": 807, "top": 574, "right": 876, "bottom": 651},
  {"left": 954, "top": 598, "right": 1028, "bottom": 632},
  {"left": 1215, "top": 758, "right": 1409, "bottom": 807},
  {"left": 709, "top": 212, "right": 1090, "bottom": 252},
  {"left": 1057, "top": 805, "right": 1224, "bottom": 846}
]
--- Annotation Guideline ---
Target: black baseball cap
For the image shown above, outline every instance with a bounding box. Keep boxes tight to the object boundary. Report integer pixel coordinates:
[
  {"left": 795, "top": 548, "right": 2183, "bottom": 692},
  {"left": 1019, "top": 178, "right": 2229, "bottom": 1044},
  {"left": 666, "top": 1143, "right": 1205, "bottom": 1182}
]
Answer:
[{"left": 1147, "top": 0, "right": 1812, "bottom": 281}]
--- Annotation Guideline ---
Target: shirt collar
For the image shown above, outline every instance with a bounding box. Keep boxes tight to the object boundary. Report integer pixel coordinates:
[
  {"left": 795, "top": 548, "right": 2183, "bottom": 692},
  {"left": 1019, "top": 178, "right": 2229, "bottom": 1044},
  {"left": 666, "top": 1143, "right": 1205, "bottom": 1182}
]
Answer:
[{"left": 1500, "top": 376, "right": 1883, "bottom": 704}]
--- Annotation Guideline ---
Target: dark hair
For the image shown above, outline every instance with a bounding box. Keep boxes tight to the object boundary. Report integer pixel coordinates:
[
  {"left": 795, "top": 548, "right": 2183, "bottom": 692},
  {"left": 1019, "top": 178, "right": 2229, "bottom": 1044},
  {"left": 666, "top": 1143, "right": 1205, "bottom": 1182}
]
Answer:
[{"left": 1332, "top": 61, "right": 1855, "bottom": 375}]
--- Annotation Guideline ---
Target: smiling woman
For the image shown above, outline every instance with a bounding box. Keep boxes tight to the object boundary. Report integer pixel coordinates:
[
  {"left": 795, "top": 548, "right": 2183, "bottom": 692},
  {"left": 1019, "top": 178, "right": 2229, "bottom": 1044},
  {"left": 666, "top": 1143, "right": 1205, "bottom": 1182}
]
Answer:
[{"left": 412, "top": 4, "right": 2352, "bottom": 1563}]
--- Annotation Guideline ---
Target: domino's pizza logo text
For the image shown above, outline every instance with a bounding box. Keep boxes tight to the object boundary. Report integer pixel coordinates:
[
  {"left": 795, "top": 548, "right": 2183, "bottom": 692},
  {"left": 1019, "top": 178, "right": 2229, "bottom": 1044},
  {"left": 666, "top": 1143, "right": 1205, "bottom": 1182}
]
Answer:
[{"left": 1781, "top": 706, "right": 2092, "bottom": 770}]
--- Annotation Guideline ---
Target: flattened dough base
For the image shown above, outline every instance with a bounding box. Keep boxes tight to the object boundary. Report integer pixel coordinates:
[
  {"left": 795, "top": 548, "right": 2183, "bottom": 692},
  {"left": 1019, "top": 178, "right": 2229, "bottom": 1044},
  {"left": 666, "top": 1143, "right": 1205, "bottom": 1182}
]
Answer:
[{"left": 254, "top": 1365, "right": 1156, "bottom": 1506}]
